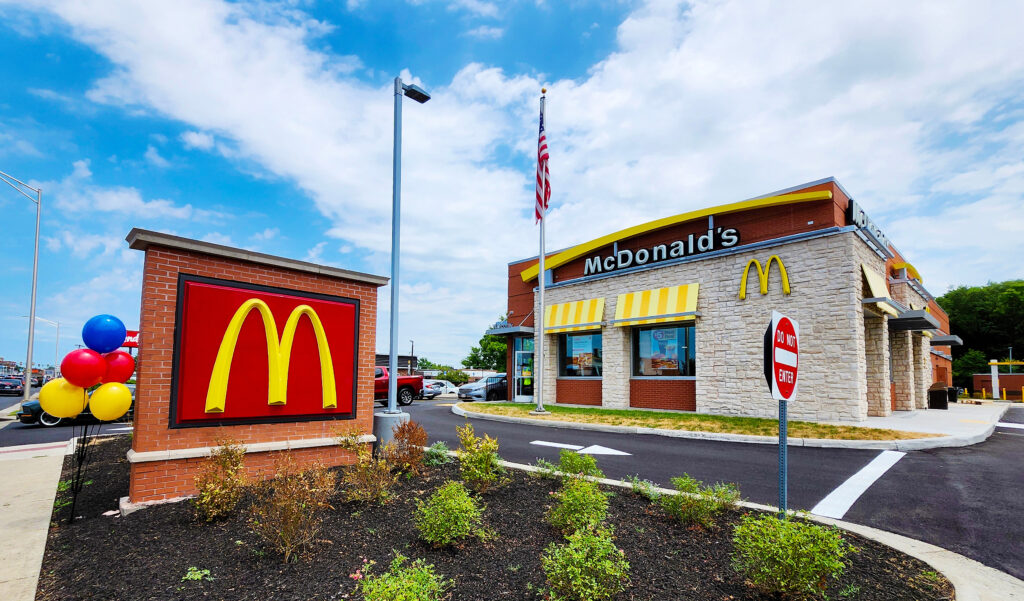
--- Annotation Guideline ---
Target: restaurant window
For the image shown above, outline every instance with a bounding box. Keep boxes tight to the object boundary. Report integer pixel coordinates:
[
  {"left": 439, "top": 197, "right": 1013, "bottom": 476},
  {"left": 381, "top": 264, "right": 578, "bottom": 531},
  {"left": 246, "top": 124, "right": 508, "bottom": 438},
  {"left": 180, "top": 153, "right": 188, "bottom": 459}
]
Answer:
[
  {"left": 558, "top": 332, "right": 602, "bottom": 377},
  {"left": 632, "top": 324, "right": 695, "bottom": 377}
]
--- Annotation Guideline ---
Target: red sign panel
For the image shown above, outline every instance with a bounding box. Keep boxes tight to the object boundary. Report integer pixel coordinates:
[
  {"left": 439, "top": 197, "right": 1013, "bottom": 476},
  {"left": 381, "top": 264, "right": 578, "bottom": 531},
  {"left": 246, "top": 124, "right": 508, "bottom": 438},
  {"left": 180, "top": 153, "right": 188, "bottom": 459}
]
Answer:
[
  {"left": 764, "top": 310, "right": 799, "bottom": 401},
  {"left": 170, "top": 274, "right": 359, "bottom": 427},
  {"left": 122, "top": 330, "right": 139, "bottom": 348}
]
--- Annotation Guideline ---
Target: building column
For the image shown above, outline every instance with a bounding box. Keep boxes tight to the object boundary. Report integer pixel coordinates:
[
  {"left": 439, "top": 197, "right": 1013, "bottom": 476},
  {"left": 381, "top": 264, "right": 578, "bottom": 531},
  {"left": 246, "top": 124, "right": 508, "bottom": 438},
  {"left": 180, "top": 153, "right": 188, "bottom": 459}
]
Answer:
[
  {"left": 913, "top": 334, "right": 931, "bottom": 409},
  {"left": 601, "top": 325, "right": 629, "bottom": 409},
  {"left": 864, "top": 313, "right": 891, "bottom": 417},
  {"left": 533, "top": 331, "right": 559, "bottom": 405},
  {"left": 890, "top": 330, "right": 915, "bottom": 411}
]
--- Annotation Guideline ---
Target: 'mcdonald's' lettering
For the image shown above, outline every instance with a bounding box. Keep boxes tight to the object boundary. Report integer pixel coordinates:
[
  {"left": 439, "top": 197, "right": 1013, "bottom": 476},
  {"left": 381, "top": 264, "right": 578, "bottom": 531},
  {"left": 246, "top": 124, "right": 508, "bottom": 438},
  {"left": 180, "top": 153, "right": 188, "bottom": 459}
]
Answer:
[{"left": 204, "top": 298, "right": 337, "bottom": 413}]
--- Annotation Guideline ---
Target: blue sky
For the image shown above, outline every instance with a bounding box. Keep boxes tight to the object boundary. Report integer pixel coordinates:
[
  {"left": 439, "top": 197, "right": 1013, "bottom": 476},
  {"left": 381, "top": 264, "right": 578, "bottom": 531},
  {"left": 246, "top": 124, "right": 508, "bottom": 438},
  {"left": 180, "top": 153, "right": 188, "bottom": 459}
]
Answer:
[{"left": 1, "top": 0, "right": 1023, "bottom": 369}]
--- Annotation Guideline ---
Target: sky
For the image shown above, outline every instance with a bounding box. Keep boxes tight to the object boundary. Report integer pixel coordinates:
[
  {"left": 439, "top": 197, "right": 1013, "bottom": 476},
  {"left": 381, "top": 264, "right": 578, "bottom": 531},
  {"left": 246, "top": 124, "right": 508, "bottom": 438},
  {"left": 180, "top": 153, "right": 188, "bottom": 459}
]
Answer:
[{"left": 0, "top": 0, "right": 1023, "bottom": 369}]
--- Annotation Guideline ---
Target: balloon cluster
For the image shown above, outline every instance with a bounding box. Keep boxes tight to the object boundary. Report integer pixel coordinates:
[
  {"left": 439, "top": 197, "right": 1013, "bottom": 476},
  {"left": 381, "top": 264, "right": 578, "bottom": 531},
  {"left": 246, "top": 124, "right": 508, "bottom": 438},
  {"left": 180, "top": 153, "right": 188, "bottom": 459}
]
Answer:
[{"left": 39, "top": 314, "right": 135, "bottom": 422}]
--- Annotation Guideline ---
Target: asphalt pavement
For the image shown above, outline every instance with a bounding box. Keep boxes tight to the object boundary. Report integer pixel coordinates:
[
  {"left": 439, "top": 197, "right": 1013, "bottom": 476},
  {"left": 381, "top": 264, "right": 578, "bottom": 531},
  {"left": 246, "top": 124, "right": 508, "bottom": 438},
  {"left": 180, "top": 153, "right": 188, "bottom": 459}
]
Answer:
[
  {"left": 0, "top": 393, "right": 131, "bottom": 447},
  {"left": 408, "top": 399, "right": 1024, "bottom": 580}
]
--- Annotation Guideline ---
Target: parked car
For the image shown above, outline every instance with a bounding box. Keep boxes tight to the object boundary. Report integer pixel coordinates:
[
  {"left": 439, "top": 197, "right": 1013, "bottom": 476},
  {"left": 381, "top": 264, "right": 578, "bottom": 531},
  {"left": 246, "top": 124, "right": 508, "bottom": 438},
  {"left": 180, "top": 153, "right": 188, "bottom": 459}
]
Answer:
[
  {"left": 0, "top": 377, "right": 24, "bottom": 396},
  {"left": 418, "top": 382, "right": 441, "bottom": 400},
  {"left": 457, "top": 374, "right": 507, "bottom": 402},
  {"left": 373, "top": 367, "right": 424, "bottom": 406},
  {"left": 17, "top": 383, "right": 135, "bottom": 427}
]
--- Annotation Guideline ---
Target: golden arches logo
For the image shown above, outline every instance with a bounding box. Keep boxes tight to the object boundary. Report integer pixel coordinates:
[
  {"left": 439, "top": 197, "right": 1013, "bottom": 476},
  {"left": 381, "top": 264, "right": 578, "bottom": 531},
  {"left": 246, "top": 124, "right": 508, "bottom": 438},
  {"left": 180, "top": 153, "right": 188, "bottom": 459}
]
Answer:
[
  {"left": 739, "top": 255, "right": 791, "bottom": 300},
  {"left": 204, "top": 298, "right": 337, "bottom": 413}
]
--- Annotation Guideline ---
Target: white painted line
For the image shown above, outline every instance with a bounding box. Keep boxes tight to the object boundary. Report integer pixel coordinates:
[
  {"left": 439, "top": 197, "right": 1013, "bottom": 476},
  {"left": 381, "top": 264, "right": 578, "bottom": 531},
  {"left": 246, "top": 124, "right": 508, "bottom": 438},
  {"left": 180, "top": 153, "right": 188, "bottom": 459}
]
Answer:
[
  {"left": 530, "top": 440, "right": 584, "bottom": 450},
  {"left": 997, "top": 422, "right": 1024, "bottom": 430},
  {"left": 775, "top": 347, "right": 798, "bottom": 367},
  {"left": 811, "top": 450, "right": 906, "bottom": 519},
  {"left": 578, "top": 444, "right": 631, "bottom": 456}
]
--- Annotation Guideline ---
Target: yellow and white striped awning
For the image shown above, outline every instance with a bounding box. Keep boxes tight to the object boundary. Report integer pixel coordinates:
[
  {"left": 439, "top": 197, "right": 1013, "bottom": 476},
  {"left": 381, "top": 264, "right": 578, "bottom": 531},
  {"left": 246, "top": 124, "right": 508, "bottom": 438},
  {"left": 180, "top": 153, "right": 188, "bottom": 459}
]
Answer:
[
  {"left": 544, "top": 298, "right": 605, "bottom": 334},
  {"left": 612, "top": 284, "right": 699, "bottom": 327},
  {"left": 861, "top": 263, "right": 899, "bottom": 317}
]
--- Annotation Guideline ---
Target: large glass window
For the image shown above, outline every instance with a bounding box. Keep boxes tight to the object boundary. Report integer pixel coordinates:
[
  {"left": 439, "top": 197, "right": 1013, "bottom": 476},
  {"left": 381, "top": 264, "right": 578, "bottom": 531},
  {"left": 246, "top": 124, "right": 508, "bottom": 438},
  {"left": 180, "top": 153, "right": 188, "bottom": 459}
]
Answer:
[
  {"left": 632, "top": 324, "right": 695, "bottom": 377},
  {"left": 558, "top": 332, "right": 602, "bottom": 377}
]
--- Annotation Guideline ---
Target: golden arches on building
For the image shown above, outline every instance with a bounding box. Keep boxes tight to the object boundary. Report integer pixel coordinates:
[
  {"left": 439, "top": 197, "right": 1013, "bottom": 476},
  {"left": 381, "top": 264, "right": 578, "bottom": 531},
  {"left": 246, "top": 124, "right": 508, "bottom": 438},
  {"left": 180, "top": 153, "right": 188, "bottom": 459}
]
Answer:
[{"left": 739, "top": 255, "right": 791, "bottom": 300}]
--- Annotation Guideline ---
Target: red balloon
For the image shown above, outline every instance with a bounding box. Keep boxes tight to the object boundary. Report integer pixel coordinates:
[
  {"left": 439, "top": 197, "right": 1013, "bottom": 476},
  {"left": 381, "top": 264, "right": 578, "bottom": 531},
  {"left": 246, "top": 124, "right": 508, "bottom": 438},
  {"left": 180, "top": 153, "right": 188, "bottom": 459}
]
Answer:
[
  {"left": 61, "top": 349, "right": 106, "bottom": 388},
  {"left": 102, "top": 351, "right": 136, "bottom": 384}
]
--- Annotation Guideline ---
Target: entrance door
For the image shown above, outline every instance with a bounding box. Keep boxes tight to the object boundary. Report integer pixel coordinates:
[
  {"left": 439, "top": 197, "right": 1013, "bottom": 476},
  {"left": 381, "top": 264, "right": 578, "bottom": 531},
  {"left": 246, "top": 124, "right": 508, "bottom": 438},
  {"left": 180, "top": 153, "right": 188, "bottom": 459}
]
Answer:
[{"left": 514, "top": 350, "right": 534, "bottom": 402}]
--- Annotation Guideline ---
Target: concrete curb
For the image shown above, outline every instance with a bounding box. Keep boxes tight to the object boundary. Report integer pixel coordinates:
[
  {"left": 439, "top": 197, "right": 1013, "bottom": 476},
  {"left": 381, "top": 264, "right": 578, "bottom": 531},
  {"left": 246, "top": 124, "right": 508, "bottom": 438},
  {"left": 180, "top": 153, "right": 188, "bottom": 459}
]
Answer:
[
  {"left": 496, "top": 457, "right": 1024, "bottom": 601},
  {"left": 452, "top": 403, "right": 1001, "bottom": 450}
]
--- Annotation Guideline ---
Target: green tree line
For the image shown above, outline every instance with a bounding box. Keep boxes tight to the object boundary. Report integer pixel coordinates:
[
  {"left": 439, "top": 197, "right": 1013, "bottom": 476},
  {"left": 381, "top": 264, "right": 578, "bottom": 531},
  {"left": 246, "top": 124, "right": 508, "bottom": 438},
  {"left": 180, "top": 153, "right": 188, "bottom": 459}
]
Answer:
[{"left": 936, "top": 280, "right": 1024, "bottom": 387}]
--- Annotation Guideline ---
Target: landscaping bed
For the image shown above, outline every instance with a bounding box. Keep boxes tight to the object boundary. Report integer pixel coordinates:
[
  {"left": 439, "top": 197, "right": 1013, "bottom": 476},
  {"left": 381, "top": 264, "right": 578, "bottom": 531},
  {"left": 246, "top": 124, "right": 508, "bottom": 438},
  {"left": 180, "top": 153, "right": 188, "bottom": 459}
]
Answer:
[
  {"left": 461, "top": 402, "right": 941, "bottom": 440},
  {"left": 38, "top": 435, "right": 953, "bottom": 601}
]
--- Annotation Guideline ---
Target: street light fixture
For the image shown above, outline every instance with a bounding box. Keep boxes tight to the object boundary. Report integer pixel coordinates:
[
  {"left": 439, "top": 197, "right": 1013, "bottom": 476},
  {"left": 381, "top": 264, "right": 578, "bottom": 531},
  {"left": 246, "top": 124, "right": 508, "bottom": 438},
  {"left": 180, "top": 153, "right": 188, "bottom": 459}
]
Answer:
[
  {"left": 0, "top": 170, "right": 42, "bottom": 403},
  {"left": 386, "top": 76, "right": 430, "bottom": 417},
  {"left": 21, "top": 316, "right": 60, "bottom": 377}
]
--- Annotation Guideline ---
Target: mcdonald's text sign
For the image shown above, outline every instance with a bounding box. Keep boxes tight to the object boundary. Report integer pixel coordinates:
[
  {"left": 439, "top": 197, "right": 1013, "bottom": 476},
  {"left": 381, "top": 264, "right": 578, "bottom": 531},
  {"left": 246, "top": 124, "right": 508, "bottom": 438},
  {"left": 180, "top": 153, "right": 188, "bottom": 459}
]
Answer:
[{"left": 170, "top": 275, "right": 359, "bottom": 427}]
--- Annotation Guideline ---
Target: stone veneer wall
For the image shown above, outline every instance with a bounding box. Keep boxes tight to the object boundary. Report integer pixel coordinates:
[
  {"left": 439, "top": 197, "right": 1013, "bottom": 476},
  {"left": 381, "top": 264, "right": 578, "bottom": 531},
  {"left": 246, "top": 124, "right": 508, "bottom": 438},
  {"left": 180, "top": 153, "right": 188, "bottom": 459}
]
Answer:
[
  {"left": 535, "top": 231, "right": 874, "bottom": 422},
  {"left": 914, "top": 334, "right": 931, "bottom": 408},
  {"left": 863, "top": 313, "right": 892, "bottom": 416},
  {"left": 889, "top": 330, "right": 915, "bottom": 411}
]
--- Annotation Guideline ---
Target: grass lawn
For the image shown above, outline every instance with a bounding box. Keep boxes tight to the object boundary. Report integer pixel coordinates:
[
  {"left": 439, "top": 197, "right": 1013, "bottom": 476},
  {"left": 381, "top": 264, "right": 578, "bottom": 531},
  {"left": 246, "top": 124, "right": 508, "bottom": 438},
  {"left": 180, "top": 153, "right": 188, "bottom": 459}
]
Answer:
[{"left": 459, "top": 402, "right": 940, "bottom": 440}]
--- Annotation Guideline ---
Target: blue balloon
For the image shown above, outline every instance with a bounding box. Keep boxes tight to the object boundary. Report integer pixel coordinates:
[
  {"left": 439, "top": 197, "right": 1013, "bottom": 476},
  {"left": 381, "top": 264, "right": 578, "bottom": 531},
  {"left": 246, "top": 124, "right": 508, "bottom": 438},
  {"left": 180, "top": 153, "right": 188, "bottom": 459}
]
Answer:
[{"left": 82, "top": 314, "right": 127, "bottom": 354}]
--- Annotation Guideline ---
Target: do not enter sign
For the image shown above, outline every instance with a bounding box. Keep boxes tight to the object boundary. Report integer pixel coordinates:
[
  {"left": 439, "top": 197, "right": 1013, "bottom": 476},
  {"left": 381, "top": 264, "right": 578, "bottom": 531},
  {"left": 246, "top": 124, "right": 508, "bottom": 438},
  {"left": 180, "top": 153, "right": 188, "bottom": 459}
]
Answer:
[{"left": 764, "top": 311, "right": 799, "bottom": 401}]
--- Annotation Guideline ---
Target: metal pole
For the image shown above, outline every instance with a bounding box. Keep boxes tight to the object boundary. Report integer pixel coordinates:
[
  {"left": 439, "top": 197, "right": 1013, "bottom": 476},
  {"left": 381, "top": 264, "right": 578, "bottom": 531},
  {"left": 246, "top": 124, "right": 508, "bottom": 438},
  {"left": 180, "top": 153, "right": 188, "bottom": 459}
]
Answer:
[
  {"left": 387, "top": 76, "right": 403, "bottom": 415},
  {"left": 778, "top": 398, "right": 788, "bottom": 516},
  {"left": 409, "top": 340, "right": 414, "bottom": 375},
  {"left": 55, "top": 321, "right": 60, "bottom": 376},
  {"left": 534, "top": 93, "right": 547, "bottom": 414},
  {"left": 1010, "top": 347, "right": 1013, "bottom": 374},
  {"left": 24, "top": 188, "right": 40, "bottom": 402}
]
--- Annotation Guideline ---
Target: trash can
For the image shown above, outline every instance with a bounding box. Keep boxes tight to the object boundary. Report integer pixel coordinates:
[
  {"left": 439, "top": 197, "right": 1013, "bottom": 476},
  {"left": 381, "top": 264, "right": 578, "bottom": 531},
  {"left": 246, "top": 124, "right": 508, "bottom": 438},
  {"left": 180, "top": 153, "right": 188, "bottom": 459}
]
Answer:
[
  {"left": 946, "top": 387, "right": 958, "bottom": 405},
  {"left": 928, "top": 385, "right": 948, "bottom": 410}
]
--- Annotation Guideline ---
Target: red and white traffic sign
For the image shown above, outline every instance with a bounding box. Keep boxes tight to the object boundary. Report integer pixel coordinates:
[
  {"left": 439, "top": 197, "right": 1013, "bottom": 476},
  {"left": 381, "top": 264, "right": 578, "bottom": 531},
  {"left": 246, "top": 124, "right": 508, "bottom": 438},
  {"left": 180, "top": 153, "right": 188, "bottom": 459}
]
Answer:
[
  {"left": 764, "top": 311, "right": 799, "bottom": 401},
  {"left": 122, "top": 330, "right": 139, "bottom": 348}
]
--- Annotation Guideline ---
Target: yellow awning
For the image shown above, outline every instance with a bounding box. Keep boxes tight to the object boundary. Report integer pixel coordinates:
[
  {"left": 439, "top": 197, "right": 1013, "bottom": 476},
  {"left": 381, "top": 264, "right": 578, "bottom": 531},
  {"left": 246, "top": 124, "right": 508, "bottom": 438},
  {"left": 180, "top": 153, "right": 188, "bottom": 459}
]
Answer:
[
  {"left": 612, "top": 284, "right": 699, "bottom": 327},
  {"left": 544, "top": 298, "right": 605, "bottom": 334},
  {"left": 861, "top": 263, "right": 899, "bottom": 317}
]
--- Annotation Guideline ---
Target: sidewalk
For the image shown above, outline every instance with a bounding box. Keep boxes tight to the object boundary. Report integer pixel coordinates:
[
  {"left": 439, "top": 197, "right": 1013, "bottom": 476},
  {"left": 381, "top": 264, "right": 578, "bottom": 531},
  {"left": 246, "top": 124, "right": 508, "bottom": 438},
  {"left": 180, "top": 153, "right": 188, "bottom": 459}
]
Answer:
[
  {"left": 0, "top": 440, "right": 67, "bottom": 601},
  {"left": 453, "top": 401, "right": 1010, "bottom": 450}
]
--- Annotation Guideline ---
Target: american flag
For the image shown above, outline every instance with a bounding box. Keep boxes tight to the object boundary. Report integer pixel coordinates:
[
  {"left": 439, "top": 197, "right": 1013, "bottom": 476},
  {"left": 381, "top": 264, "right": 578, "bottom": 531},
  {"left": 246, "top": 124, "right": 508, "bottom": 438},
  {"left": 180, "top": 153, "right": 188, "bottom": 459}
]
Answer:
[{"left": 535, "top": 104, "right": 550, "bottom": 223}]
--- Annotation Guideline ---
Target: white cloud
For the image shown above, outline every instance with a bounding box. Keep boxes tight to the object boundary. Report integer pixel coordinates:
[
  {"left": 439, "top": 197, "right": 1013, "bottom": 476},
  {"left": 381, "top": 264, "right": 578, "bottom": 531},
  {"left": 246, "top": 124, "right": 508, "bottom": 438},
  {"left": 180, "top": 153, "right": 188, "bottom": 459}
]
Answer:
[
  {"left": 464, "top": 25, "right": 503, "bottom": 39},
  {"left": 180, "top": 130, "right": 215, "bottom": 150},
  {"left": 144, "top": 144, "right": 170, "bottom": 167},
  {"left": 15, "top": 0, "right": 1024, "bottom": 363},
  {"left": 251, "top": 227, "right": 279, "bottom": 241},
  {"left": 201, "top": 232, "right": 234, "bottom": 246}
]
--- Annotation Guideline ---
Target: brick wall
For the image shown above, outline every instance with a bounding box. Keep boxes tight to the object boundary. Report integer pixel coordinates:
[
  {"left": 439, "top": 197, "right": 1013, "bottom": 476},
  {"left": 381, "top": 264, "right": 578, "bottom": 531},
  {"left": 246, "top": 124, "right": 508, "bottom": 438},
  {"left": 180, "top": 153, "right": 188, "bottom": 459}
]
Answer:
[
  {"left": 630, "top": 379, "right": 696, "bottom": 411},
  {"left": 129, "top": 244, "right": 380, "bottom": 502},
  {"left": 555, "top": 378, "right": 602, "bottom": 405}
]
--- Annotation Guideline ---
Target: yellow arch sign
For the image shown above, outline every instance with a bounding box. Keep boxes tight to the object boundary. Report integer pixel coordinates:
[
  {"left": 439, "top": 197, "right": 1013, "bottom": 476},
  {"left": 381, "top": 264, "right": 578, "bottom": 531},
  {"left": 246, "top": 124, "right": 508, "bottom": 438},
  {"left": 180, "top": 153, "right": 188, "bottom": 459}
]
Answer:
[
  {"left": 739, "top": 255, "right": 791, "bottom": 300},
  {"left": 204, "top": 298, "right": 337, "bottom": 413}
]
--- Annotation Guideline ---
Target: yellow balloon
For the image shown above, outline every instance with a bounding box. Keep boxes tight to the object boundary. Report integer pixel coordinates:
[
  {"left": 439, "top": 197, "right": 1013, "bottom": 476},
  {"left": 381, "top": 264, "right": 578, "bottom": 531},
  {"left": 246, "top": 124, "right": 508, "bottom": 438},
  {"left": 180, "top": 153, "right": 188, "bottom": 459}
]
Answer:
[
  {"left": 39, "top": 378, "right": 88, "bottom": 419},
  {"left": 88, "top": 383, "right": 133, "bottom": 421}
]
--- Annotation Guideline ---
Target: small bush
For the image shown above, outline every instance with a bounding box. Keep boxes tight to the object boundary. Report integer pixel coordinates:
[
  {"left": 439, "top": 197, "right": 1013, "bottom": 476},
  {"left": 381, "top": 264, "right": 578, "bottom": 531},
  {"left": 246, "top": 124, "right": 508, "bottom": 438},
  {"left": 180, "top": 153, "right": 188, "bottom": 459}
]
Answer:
[
  {"left": 732, "top": 514, "right": 851, "bottom": 599},
  {"left": 557, "top": 450, "right": 604, "bottom": 479},
  {"left": 337, "top": 431, "right": 399, "bottom": 504},
  {"left": 193, "top": 438, "right": 246, "bottom": 522},
  {"left": 546, "top": 478, "right": 609, "bottom": 535},
  {"left": 659, "top": 474, "right": 740, "bottom": 528},
  {"left": 455, "top": 424, "right": 506, "bottom": 494},
  {"left": 355, "top": 553, "right": 451, "bottom": 601},
  {"left": 415, "top": 480, "right": 485, "bottom": 547},
  {"left": 542, "top": 528, "right": 630, "bottom": 601},
  {"left": 624, "top": 474, "right": 661, "bottom": 502},
  {"left": 423, "top": 441, "right": 452, "bottom": 466},
  {"left": 392, "top": 420, "right": 429, "bottom": 475},
  {"left": 249, "top": 454, "right": 336, "bottom": 563}
]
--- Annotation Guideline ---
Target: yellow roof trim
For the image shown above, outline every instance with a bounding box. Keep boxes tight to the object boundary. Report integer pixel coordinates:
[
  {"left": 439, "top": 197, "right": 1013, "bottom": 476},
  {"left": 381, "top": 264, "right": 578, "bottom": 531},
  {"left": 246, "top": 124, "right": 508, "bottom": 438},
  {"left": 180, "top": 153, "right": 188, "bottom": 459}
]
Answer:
[
  {"left": 892, "top": 262, "right": 922, "bottom": 282},
  {"left": 521, "top": 190, "right": 834, "bottom": 282}
]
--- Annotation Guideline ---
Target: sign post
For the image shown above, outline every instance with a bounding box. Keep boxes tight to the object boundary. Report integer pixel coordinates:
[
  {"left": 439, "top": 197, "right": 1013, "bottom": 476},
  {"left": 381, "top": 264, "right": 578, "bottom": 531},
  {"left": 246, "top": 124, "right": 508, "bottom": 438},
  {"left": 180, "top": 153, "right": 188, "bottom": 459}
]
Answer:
[{"left": 764, "top": 310, "right": 799, "bottom": 515}]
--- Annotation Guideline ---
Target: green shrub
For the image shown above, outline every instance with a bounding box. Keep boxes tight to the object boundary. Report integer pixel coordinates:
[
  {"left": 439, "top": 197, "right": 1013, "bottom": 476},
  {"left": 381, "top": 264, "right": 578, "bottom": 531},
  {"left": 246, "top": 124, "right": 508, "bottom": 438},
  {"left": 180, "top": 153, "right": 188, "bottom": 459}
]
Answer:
[
  {"left": 732, "top": 514, "right": 851, "bottom": 599},
  {"left": 193, "top": 438, "right": 246, "bottom": 522},
  {"left": 423, "top": 441, "right": 452, "bottom": 466},
  {"left": 391, "top": 420, "right": 429, "bottom": 475},
  {"left": 355, "top": 553, "right": 451, "bottom": 601},
  {"left": 542, "top": 528, "right": 630, "bottom": 601},
  {"left": 546, "top": 478, "right": 609, "bottom": 535},
  {"left": 249, "top": 455, "right": 336, "bottom": 563},
  {"left": 534, "top": 457, "right": 559, "bottom": 479},
  {"left": 658, "top": 474, "right": 740, "bottom": 528},
  {"left": 624, "top": 474, "right": 661, "bottom": 502},
  {"left": 455, "top": 424, "right": 506, "bottom": 494},
  {"left": 415, "top": 481, "right": 485, "bottom": 547},
  {"left": 557, "top": 450, "right": 604, "bottom": 479},
  {"left": 337, "top": 431, "right": 399, "bottom": 504}
]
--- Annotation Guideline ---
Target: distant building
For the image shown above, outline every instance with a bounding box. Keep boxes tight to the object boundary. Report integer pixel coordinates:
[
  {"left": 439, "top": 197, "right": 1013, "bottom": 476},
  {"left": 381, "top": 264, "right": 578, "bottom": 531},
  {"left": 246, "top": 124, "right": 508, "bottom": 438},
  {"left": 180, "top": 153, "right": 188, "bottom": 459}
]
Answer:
[{"left": 375, "top": 354, "right": 418, "bottom": 373}]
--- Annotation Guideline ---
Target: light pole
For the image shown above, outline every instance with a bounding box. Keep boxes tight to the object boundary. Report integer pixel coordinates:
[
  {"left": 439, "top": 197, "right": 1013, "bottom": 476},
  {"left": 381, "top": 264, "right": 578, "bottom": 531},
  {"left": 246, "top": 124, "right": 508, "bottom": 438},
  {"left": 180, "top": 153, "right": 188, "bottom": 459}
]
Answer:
[
  {"left": 386, "top": 76, "right": 430, "bottom": 416},
  {"left": 409, "top": 340, "right": 414, "bottom": 374},
  {"left": 1, "top": 170, "right": 42, "bottom": 402},
  {"left": 21, "top": 316, "right": 60, "bottom": 377}
]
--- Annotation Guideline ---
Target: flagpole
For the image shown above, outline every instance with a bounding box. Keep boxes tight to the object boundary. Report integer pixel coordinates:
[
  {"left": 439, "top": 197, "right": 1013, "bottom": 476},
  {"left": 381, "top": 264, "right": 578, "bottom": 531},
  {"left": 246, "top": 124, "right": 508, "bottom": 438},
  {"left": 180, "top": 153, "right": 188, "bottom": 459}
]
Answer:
[{"left": 532, "top": 90, "right": 548, "bottom": 415}]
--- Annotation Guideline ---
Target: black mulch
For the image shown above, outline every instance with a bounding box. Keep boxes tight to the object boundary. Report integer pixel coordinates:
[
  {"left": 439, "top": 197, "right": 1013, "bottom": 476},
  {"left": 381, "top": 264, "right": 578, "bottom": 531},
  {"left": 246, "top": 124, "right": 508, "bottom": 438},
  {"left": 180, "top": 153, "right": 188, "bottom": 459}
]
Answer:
[{"left": 38, "top": 436, "right": 954, "bottom": 601}]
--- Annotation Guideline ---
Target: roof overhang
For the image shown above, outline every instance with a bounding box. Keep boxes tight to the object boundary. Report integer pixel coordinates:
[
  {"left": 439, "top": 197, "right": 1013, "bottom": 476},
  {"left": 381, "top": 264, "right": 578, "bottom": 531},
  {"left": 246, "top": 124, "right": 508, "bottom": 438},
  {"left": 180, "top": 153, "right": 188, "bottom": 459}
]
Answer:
[
  {"left": 484, "top": 326, "right": 535, "bottom": 336},
  {"left": 930, "top": 334, "right": 963, "bottom": 346},
  {"left": 888, "top": 309, "right": 942, "bottom": 332}
]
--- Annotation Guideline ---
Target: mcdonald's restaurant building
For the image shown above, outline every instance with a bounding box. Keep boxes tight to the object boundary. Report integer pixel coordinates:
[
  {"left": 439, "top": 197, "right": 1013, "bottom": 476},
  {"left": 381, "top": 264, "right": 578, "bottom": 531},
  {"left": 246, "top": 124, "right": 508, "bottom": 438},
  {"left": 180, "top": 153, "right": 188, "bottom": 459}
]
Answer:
[{"left": 489, "top": 178, "right": 961, "bottom": 422}]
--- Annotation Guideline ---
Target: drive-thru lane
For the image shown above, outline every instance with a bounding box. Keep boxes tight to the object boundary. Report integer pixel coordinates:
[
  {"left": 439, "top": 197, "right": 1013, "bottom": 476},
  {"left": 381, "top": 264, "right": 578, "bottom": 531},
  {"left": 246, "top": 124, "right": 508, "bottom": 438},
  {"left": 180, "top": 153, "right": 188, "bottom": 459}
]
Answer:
[{"left": 407, "top": 400, "right": 1024, "bottom": 581}]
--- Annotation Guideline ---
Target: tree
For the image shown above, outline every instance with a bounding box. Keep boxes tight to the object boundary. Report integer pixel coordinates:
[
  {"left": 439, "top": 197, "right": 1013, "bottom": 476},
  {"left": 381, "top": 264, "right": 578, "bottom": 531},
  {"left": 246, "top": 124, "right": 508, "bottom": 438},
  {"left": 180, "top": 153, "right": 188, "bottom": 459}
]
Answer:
[
  {"left": 937, "top": 280, "right": 1024, "bottom": 387},
  {"left": 437, "top": 366, "right": 469, "bottom": 386},
  {"left": 417, "top": 357, "right": 442, "bottom": 371},
  {"left": 462, "top": 318, "right": 508, "bottom": 371}
]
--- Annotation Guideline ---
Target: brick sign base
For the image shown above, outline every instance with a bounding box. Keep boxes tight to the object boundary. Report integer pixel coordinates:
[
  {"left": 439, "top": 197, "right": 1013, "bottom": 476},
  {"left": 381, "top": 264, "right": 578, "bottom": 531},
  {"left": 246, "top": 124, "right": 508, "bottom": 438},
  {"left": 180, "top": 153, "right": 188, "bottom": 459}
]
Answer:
[{"left": 125, "top": 229, "right": 386, "bottom": 503}]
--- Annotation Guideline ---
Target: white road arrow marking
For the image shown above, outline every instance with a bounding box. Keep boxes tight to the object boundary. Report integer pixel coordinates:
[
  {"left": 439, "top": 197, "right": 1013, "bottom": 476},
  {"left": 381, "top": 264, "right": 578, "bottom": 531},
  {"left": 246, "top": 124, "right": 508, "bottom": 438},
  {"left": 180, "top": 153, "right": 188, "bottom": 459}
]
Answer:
[
  {"left": 530, "top": 440, "right": 584, "bottom": 450},
  {"left": 811, "top": 450, "right": 905, "bottom": 519},
  {"left": 997, "top": 422, "right": 1024, "bottom": 430},
  {"left": 578, "top": 444, "right": 631, "bottom": 456}
]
